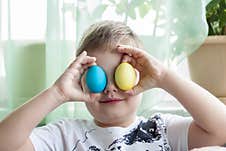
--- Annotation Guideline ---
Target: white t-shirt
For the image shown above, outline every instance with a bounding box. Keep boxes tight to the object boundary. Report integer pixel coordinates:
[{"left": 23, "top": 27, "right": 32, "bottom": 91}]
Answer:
[{"left": 30, "top": 113, "right": 192, "bottom": 151}]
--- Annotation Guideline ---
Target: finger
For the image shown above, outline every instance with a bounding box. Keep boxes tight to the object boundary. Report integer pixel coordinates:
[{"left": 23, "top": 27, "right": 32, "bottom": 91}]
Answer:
[
  {"left": 67, "top": 64, "right": 85, "bottom": 80},
  {"left": 67, "top": 59, "right": 81, "bottom": 70},
  {"left": 121, "top": 55, "right": 137, "bottom": 67},
  {"left": 117, "top": 45, "right": 144, "bottom": 58},
  {"left": 76, "top": 51, "right": 88, "bottom": 64},
  {"left": 79, "top": 68, "right": 84, "bottom": 74},
  {"left": 71, "top": 78, "right": 92, "bottom": 102},
  {"left": 70, "top": 55, "right": 95, "bottom": 70},
  {"left": 134, "top": 68, "right": 140, "bottom": 86},
  {"left": 64, "top": 67, "right": 80, "bottom": 78},
  {"left": 81, "top": 56, "right": 96, "bottom": 65},
  {"left": 80, "top": 73, "right": 88, "bottom": 93},
  {"left": 125, "top": 85, "right": 143, "bottom": 96},
  {"left": 82, "top": 62, "right": 97, "bottom": 70},
  {"left": 122, "top": 54, "right": 131, "bottom": 62},
  {"left": 69, "top": 51, "right": 88, "bottom": 69}
]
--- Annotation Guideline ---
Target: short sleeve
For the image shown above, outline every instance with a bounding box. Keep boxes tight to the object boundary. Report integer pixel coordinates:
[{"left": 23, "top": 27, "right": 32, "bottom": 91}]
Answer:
[
  {"left": 162, "top": 114, "right": 193, "bottom": 151},
  {"left": 29, "top": 120, "right": 68, "bottom": 151}
]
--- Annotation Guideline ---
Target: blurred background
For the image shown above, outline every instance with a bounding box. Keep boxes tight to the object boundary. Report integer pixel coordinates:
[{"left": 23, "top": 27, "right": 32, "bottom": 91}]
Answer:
[{"left": 1, "top": 0, "right": 224, "bottom": 125}]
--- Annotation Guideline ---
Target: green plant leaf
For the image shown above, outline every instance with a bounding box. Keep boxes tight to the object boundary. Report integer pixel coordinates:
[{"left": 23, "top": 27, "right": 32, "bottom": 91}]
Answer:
[
  {"left": 115, "top": 0, "right": 127, "bottom": 15},
  {"left": 108, "top": 0, "right": 116, "bottom": 4},
  {"left": 130, "top": 0, "right": 146, "bottom": 8},
  {"left": 206, "top": 0, "right": 221, "bottom": 11},
  {"left": 92, "top": 4, "right": 108, "bottom": 18},
  {"left": 206, "top": 0, "right": 226, "bottom": 35},
  {"left": 138, "top": 2, "right": 151, "bottom": 18},
  {"left": 128, "top": 8, "right": 136, "bottom": 19}
]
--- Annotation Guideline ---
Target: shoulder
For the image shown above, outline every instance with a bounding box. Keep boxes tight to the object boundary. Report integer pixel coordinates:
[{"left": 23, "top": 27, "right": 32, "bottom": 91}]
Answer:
[
  {"left": 147, "top": 113, "right": 193, "bottom": 151},
  {"left": 55, "top": 118, "right": 91, "bottom": 126},
  {"left": 33, "top": 118, "right": 94, "bottom": 135},
  {"left": 138, "top": 114, "right": 167, "bottom": 136},
  {"left": 159, "top": 113, "right": 193, "bottom": 131},
  {"left": 30, "top": 119, "right": 94, "bottom": 151},
  {"left": 135, "top": 115, "right": 167, "bottom": 142},
  {"left": 49, "top": 118, "right": 93, "bottom": 130},
  {"left": 146, "top": 113, "right": 192, "bottom": 126},
  {"left": 147, "top": 113, "right": 193, "bottom": 137},
  {"left": 132, "top": 114, "right": 171, "bottom": 150}
]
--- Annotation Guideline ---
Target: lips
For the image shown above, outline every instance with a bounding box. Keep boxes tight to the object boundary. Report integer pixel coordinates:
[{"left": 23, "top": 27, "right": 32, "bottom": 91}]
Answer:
[{"left": 99, "top": 98, "right": 124, "bottom": 104}]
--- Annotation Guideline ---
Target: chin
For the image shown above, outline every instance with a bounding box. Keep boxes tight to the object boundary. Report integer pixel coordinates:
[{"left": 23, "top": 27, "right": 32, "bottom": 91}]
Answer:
[
  {"left": 96, "top": 111, "right": 127, "bottom": 122},
  {"left": 95, "top": 110, "right": 136, "bottom": 126}
]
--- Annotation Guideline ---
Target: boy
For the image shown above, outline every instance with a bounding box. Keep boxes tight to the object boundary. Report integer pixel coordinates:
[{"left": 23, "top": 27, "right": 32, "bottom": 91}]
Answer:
[{"left": 0, "top": 20, "right": 226, "bottom": 151}]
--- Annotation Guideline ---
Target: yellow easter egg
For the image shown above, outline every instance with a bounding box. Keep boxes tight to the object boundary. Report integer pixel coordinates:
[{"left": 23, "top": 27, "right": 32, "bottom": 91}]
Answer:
[{"left": 115, "top": 62, "right": 136, "bottom": 91}]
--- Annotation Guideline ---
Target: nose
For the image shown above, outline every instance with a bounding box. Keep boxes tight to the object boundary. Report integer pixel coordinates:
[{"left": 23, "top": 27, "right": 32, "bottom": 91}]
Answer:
[{"left": 104, "top": 82, "right": 118, "bottom": 97}]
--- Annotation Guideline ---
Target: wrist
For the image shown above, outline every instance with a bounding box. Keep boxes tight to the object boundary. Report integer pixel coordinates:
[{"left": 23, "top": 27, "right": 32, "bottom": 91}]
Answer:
[
  {"left": 157, "top": 68, "right": 172, "bottom": 89},
  {"left": 48, "top": 85, "right": 67, "bottom": 104}
]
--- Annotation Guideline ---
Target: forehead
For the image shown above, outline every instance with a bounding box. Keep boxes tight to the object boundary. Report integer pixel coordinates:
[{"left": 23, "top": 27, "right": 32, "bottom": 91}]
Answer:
[{"left": 87, "top": 46, "right": 122, "bottom": 68}]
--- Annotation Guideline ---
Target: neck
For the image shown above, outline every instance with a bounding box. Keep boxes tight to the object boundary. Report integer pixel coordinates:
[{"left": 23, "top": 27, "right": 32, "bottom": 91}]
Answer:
[{"left": 94, "top": 116, "right": 137, "bottom": 128}]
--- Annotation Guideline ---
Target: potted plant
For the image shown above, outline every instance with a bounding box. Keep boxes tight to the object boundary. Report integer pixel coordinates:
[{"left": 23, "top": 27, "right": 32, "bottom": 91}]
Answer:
[{"left": 188, "top": 0, "right": 226, "bottom": 102}]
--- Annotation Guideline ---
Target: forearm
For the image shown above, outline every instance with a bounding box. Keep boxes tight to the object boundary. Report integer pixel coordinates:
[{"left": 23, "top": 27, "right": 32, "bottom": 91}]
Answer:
[
  {"left": 0, "top": 86, "right": 64, "bottom": 150},
  {"left": 159, "top": 70, "right": 226, "bottom": 136}
]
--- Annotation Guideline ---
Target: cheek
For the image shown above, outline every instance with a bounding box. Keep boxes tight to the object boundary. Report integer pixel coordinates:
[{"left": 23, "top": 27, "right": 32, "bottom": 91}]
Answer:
[
  {"left": 85, "top": 101, "right": 102, "bottom": 119},
  {"left": 85, "top": 102, "right": 94, "bottom": 112},
  {"left": 126, "top": 94, "right": 142, "bottom": 106}
]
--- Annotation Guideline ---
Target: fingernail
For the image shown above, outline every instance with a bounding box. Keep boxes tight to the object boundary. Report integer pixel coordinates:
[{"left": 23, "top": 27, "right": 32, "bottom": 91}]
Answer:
[{"left": 125, "top": 90, "right": 133, "bottom": 96}]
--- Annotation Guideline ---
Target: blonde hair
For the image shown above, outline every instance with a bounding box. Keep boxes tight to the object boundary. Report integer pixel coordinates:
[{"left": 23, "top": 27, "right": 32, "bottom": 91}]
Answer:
[{"left": 76, "top": 20, "right": 143, "bottom": 56}]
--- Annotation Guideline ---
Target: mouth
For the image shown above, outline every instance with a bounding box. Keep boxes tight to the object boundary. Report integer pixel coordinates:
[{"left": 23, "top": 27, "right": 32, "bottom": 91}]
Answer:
[{"left": 99, "top": 98, "right": 124, "bottom": 104}]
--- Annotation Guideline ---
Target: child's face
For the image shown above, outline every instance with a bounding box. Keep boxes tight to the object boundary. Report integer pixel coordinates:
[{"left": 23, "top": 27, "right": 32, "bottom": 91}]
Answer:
[{"left": 81, "top": 45, "right": 142, "bottom": 126}]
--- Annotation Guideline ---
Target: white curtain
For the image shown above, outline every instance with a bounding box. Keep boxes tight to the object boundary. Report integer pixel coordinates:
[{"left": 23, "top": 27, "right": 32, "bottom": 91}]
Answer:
[{"left": 0, "top": 0, "right": 211, "bottom": 124}]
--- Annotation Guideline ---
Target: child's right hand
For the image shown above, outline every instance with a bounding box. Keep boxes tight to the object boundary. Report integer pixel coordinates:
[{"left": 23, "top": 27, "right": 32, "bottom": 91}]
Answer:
[
  {"left": 117, "top": 45, "right": 167, "bottom": 95},
  {"left": 52, "top": 51, "right": 97, "bottom": 103}
]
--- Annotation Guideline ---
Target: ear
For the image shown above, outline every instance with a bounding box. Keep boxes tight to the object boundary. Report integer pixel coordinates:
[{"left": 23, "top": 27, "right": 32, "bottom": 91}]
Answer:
[{"left": 134, "top": 68, "right": 140, "bottom": 86}]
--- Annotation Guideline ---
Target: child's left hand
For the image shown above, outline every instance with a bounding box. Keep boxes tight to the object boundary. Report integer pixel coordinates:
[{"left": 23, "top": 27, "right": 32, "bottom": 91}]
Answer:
[{"left": 117, "top": 44, "right": 167, "bottom": 95}]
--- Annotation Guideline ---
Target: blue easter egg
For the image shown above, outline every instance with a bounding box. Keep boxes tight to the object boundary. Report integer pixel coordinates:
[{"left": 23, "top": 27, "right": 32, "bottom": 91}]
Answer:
[{"left": 86, "top": 65, "right": 107, "bottom": 93}]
